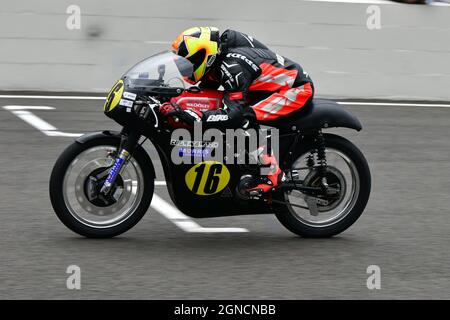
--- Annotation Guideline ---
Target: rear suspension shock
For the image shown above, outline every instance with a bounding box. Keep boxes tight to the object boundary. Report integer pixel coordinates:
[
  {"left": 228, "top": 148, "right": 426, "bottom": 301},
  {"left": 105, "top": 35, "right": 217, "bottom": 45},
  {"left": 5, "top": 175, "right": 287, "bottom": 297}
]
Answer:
[{"left": 316, "top": 131, "right": 328, "bottom": 178}]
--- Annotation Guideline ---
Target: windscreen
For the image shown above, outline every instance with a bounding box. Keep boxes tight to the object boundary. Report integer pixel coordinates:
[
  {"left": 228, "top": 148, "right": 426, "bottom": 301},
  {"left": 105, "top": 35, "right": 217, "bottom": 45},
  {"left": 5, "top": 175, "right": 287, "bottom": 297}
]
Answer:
[{"left": 123, "top": 51, "right": 195, "bottom": 89}]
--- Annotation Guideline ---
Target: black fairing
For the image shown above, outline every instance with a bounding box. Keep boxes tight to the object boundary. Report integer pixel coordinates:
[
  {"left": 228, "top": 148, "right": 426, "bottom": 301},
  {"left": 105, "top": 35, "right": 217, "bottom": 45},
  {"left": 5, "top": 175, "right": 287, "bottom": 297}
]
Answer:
[
  {"left": 150, "top": 131, "right": 275, "bottom": 218},
  {"left": 276, "top": 99, "right": 362, "bottom": 132}
]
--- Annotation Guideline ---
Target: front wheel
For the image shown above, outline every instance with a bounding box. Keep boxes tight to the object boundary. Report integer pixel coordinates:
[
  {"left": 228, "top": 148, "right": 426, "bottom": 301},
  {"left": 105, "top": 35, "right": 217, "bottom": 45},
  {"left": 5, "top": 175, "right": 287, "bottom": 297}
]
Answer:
[
  {"left": 276, "top": 133, "right": 371, "bottom": 238},
  {"left": 49, "top": 136, "right": 154, "bottom": 238}
]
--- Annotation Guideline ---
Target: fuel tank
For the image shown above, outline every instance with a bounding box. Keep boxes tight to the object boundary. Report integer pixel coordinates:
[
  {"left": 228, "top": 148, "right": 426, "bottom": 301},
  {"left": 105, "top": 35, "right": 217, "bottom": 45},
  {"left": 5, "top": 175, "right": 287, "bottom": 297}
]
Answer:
[{"left": 171, "top": 89, "right": 223, "bottom": 112}]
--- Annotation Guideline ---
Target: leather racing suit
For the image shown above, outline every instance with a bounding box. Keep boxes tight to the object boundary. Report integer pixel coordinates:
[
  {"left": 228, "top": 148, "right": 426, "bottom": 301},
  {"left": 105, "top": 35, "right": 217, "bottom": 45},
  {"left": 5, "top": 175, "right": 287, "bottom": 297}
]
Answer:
[{"left": 197, "top": 29, "right": 314, "bottom": 129}]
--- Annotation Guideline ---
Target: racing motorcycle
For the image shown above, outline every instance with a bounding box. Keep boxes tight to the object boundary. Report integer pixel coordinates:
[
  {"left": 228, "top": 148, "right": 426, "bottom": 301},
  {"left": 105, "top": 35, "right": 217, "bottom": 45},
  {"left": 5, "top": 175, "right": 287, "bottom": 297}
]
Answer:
[{"left": 49, "top": 51, "right": 371, "bottom": 238}]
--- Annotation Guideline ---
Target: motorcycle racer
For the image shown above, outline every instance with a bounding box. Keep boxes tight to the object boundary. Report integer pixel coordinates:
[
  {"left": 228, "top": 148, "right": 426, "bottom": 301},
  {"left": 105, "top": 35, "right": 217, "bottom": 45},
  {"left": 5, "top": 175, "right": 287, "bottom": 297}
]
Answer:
[{"left": 160, "top": 26, "right": 315, "bottom": 195}]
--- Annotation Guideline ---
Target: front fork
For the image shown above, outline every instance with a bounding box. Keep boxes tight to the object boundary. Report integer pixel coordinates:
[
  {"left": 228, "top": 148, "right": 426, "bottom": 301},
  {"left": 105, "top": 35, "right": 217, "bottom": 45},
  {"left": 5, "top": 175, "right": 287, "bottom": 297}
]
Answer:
[{"left": 100, "top": 129, "right": 141, "bottom": 195}]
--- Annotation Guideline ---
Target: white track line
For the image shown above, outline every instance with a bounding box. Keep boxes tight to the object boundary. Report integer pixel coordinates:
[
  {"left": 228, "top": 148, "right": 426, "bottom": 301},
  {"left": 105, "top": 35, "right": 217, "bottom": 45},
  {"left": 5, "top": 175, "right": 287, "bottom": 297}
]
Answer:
[
  {"left": 1, "top": 94, "right": 449, "bottom": 108},
  {"left": 2, "top": 105, "right": 83, "bottom": 137},
  {"left": 306, "top": 0, "right": 392, "bottom": 4},
  {"left": 337, "top": 102, "right": 450, "bottom": 108},
  {"left": 0, "top": 95, "right": 105, "bottom": 100},
  {"left": 305, "top": 0, "right": 450, "bottom": 5},
  {"left": 151, "top": 194, "right": 248, "bottom": 233}
]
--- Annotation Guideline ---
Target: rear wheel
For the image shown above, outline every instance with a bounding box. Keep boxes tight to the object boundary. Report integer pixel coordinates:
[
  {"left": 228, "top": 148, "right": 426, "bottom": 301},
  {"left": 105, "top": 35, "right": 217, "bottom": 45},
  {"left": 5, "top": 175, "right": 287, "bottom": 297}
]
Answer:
[
  {"left": 276, "top": 133, "right": 371, "bottom": 237},
  {"left": 49, "top": 137, "right": 154, "bottom": 238}
]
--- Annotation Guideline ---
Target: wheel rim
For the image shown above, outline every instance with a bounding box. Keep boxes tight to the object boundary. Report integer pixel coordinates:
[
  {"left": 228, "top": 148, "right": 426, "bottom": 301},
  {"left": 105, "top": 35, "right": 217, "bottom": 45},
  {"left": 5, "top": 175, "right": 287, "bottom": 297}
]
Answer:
[
  {"left": 284, "top": 148, "right": 360, "bottom": 228},
  {"left": 62, "top": 145, "right": 145, "bottom": 228}
]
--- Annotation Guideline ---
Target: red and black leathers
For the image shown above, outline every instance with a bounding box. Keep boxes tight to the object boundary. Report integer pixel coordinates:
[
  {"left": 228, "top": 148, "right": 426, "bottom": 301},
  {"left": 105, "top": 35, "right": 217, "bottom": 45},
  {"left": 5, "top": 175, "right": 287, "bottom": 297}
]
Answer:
[{"left": 197, "top": 29, "right": 315, "bottom": 129}]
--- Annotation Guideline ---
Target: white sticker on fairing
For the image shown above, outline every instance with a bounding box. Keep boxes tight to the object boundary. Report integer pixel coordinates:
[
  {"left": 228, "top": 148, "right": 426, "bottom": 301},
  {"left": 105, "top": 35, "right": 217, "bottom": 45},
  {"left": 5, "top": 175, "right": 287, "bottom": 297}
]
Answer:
[
  {"left": 123, "top": 92, "right": 137, "bottom": 101},
  {"left": 119, "top": 99, "right": 133, "bottom": 108}
]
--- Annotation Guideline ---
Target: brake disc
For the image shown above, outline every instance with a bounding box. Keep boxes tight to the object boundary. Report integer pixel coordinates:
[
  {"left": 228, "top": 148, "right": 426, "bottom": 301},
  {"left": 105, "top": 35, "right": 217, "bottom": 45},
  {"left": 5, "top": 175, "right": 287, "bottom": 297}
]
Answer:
[{"left": 303, "top": 166, "right": 347, "bottom": 212}]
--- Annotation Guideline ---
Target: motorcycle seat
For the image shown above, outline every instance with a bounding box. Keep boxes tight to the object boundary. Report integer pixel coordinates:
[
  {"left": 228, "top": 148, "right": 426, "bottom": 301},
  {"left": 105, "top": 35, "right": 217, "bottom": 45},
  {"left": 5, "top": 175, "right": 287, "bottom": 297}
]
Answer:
[{"left": 268, "top": 99, "right": 362, "bottom": 132}]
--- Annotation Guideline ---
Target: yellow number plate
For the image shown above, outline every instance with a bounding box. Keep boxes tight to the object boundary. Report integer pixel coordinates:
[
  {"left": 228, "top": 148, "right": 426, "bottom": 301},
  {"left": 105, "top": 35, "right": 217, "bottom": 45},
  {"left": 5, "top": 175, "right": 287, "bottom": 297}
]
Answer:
[{"left": 185, "top": 161, "right": 230, "bottom": 196}]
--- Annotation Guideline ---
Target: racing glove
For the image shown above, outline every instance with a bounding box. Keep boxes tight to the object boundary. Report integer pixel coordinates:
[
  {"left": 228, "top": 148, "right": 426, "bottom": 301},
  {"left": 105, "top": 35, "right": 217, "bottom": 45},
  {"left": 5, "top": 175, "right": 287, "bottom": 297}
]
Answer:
[{"left": 159, "top": 102, "right": 204, "bottom": 128}]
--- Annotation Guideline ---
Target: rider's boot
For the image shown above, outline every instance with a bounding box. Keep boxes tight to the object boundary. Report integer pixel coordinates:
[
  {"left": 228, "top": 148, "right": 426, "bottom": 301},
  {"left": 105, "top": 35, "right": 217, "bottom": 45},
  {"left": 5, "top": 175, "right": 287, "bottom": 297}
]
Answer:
[{"left": 246, "top": 147, "right": 285, "bottom": 197}]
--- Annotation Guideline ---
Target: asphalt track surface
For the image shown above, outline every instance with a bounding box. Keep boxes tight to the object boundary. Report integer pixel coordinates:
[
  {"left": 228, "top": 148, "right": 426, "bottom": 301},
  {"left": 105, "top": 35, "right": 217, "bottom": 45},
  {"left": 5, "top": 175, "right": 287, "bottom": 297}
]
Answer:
[{"left": 0, "top": 95, "right": 449, "bottom": 299}]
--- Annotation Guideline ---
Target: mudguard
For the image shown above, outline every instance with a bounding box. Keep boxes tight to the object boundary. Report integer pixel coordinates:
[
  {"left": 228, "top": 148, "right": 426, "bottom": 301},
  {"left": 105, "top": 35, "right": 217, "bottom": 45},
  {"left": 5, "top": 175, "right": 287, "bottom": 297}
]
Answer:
[
  {"left": 75, "top": 130, "right": 121, "bottom": 144},
  {"left": 285, "top": 99, "right": 362, "bottom": 132}
]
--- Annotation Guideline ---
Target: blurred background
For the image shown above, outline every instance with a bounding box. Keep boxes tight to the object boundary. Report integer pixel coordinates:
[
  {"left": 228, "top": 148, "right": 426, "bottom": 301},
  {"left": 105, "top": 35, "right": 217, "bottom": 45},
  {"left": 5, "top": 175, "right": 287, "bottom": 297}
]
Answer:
[{"left": 1, "top": 0, "right": 450, "bottom": 100}]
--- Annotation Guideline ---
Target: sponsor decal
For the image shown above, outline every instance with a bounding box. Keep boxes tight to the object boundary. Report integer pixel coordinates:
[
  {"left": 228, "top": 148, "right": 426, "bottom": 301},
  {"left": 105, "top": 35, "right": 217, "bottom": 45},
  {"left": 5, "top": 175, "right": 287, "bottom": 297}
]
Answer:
[
  {"left": 185, "top": 161, "right": 230, "bottom": 196},
  {"left": 105, "top": 157, "right": 125, "bottom": 185},
  {"left": 186, "top": 102, "right": 210, "bottom": 109},
  {"left": 170, "top": 139, "right": 219, "bottom": 149},
  {"left": 207, "top": 114, "right": 229, "bottom": 122},
  {"left": 226, "top": 53, "right": 259, "bottom": 72},
  {"left": 178, "top": 148, "right": 211, "bottom": 158},
  {"left": 119, "top": 99, "right": 133, "bottom": 108},
  {"left": 174, "top": 97, "right": 222, "bottom": 111},
  {"left": 123, "top": 91, "right": 137, "bottom": 101}
]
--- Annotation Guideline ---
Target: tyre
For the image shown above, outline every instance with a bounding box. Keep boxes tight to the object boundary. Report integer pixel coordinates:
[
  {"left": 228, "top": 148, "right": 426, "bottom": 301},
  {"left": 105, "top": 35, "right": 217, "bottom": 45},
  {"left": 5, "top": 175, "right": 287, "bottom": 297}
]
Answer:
[
  {"left": 49, "top": 137, "right": 154, "bottom": 238},
  {"left": 276, "top": 133, "right": 371, "bottom": 238}
]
